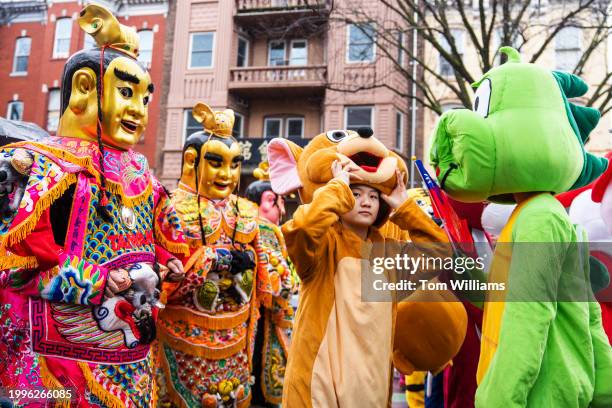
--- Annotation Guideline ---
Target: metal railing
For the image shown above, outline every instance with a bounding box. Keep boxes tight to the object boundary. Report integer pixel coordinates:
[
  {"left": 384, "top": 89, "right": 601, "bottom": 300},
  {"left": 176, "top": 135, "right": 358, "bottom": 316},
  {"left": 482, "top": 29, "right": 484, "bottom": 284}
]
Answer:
[
  {"left": 229, "top": 65, "right": 327, "bottom": 85},
  {"left": 236, "top": 0, "right": 330, "bottom": 12}
]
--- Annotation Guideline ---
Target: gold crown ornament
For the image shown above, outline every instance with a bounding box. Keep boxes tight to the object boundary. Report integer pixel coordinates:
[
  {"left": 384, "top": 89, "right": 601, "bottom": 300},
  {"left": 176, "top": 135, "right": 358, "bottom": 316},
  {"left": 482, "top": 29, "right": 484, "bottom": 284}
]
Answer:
[
  {"left": 78, "top": 3, "right": 140, "bottom": 59},
  {"left": 252, "top": 161, "right": 270, "bottom": 181},
  {"left": 192, "top": 102, "right": 236, "bottom": 138}
]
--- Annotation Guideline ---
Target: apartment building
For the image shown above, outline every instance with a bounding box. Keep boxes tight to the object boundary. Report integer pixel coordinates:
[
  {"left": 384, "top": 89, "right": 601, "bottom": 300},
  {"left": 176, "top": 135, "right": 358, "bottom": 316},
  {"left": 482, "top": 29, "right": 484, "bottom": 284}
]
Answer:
[
  {"left": 0, "top": 0, "right": 170, "bottom": 169},
  {"left": 422, "top": 1, "right": 612, "bottom": 159},
  {"left": 158, "top": 0, "right": 415, "bottom": 187}
]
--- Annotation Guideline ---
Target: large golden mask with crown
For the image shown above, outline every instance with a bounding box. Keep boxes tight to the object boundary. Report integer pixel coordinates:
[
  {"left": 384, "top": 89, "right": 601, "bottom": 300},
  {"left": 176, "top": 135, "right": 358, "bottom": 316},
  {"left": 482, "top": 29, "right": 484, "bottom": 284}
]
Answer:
[
  {"left": 180, "top": 103, "right": 243, "bottom": 200},
  {"left": 57, "top": 4, "right": 152, "bottom": 150}
]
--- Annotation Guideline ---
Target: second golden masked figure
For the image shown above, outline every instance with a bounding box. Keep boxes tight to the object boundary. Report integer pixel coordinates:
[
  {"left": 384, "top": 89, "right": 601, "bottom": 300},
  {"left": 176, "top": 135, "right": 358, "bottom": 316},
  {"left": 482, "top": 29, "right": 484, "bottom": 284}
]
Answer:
[{"left": 157, "top": 103, "right": 285, "bottom": 407}]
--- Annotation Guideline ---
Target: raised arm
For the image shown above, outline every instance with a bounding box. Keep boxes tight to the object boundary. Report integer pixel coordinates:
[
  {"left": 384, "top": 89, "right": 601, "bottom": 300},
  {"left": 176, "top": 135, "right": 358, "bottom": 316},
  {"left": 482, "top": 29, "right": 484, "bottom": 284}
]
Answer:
[{"left": 282, "top": 178, "right": 355, "bottom": 281}]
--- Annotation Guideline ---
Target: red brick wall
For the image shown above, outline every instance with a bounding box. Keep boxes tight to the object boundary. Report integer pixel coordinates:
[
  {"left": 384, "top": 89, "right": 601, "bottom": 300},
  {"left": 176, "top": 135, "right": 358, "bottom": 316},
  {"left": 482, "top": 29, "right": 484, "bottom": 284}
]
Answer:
[{"left": 0, "top": 2, "right": 167, "bottom": 170}]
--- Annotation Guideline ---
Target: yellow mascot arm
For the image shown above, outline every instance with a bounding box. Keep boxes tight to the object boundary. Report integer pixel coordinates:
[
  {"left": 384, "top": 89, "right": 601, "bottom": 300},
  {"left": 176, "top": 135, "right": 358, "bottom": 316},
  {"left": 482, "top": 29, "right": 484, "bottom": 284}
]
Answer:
[{"left": 281, "top": 179, "right": 354, "bottom": 281}]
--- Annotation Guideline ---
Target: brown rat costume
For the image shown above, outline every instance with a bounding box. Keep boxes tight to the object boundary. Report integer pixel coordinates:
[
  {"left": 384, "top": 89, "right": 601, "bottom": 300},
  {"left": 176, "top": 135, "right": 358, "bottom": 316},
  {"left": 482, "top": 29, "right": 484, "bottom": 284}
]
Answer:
[{"left": 267, "top": 129, "right": 467, "bottom": 407}]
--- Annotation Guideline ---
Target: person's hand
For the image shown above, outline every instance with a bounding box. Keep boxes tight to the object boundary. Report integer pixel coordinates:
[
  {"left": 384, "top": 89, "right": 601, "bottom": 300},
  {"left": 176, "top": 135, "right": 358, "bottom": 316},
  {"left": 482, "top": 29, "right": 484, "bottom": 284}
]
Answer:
[
  {"left": 166, "top": 258, "right": 185, "bottom": 282},
  {"left": 104, "top": 268, "right": 131, "bottom": 299},
  {"left": 381, "top": 169, "right": 409, "bottom": 209},
  {"left": 331, "top": 160, "right": 363, "bottom": 185}
]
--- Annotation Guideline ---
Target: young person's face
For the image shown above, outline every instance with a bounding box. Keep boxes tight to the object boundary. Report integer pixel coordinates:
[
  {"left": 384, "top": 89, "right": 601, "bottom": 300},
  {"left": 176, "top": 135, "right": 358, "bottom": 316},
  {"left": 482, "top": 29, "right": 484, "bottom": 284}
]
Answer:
[{"left": 341, "top": 184, "right": 380, "bottom": 229}]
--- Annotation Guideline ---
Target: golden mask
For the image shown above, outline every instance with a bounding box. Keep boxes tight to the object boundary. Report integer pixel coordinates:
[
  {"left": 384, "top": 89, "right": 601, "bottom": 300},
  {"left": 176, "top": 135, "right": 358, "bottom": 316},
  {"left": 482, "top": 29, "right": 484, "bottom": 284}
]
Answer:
[
  {"left": 180, "top": 103, "right": 243, "bottom": 199},
  {"left": 100, "top": 58, "right": 152, "bottom": 148},
  {"left": 56, "top": 3, "right": 151, "bottom": 150},
  {"left": 198, "top": 139, "right": 242, "bottom": 199}
]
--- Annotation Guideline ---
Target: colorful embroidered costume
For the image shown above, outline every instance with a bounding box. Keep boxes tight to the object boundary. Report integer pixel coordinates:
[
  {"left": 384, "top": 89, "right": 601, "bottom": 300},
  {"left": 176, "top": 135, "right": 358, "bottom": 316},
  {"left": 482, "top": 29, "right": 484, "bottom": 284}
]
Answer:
[
  {"left": 1, "top": 4, "right": 189, "bottom": 407},
  {"left": 245, "top": 161, "right": 298, "bottom": 405},
  {"left": 249, "top": 220, "right": 296, "bottom": 405},
  {"left": 157, "top": 189, "right": 273, "bottom": 407},
  {"left": 430, "top": 47, "right": 612, "bottom": 407},
  {"left": 0, "top": 137, "right": 187, "bottom": 408},
  {"left": 156, "top": 102, "right": 278, "bottom": 408}
]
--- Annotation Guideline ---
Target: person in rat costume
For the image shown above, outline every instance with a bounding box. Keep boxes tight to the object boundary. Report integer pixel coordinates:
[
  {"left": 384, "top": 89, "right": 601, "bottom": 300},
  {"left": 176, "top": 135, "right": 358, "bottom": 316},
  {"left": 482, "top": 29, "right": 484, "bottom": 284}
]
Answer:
[
  {"left": 429, "top": 46, "right": 612, "bottom": 407},
  {"left": 267, "top": 128, "right": 468, "bottom": 407},
  {"left": 157, "top": 103, "right": 277, "bottom": 408},
  {"left": 245, "top": 161, "right": 298, "bottom": 406},
  {"left": 0, "top": 4, "right": 189, "bottom": 408}
]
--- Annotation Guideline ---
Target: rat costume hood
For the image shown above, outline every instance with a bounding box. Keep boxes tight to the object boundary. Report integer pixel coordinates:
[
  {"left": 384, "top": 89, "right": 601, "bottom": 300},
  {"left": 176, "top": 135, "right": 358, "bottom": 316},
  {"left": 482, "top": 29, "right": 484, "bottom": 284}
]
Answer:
[{"left": 268, "top": 127, "right": 408, "bottom": 227}]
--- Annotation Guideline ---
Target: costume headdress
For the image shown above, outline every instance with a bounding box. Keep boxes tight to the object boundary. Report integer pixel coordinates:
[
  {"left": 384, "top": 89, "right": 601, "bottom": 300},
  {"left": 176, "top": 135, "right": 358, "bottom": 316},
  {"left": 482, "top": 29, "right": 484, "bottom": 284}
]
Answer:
[
  {"left": 192, "top": 102, "right": 236, "bottom": 138},
  {"left": 430, "top": 47, "right": 607, "bottom": 203},
  {"left": 253, "top": 161, "right": 270, "bottom": 182}
]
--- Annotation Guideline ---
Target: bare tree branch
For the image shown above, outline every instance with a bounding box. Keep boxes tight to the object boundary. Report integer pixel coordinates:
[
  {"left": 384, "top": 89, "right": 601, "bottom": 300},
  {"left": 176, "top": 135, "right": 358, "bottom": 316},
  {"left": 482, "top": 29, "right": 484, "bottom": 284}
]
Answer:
[{"left": 325, "top": 0, "right": 612, "bottom": 117}]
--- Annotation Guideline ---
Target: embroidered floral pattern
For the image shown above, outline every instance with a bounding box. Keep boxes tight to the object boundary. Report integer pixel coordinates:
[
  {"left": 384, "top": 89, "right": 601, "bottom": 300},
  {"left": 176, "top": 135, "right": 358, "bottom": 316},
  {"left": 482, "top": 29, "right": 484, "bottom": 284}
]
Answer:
[
  {"left": 38, "top": 255, "right": 106, "bottom": 305},
  {"left": 163, "top": 345, "right": 251, "bottom": 406}
]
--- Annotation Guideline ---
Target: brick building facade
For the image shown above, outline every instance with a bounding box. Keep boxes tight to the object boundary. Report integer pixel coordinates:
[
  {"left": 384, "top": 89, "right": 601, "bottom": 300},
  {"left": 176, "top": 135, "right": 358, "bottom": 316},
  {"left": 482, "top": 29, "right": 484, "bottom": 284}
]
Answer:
[
  {"left": 0, "top": 0, "right": 169, "bottom": 170},
  {"left": 156, "top": 0, "right": 424, "bottom": 188}
]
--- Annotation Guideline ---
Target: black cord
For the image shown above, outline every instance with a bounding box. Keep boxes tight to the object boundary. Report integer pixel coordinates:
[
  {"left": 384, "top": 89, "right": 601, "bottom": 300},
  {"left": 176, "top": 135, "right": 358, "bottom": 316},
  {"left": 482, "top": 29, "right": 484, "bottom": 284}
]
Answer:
[
  {"left": 95, "top": 51, "right": 112, "bottom": 222},
  {"left": 195, "top": 168, "right": 207, "bottom": 246},
  {"left": 439, "top": 163, "right": 458, "bottom": 191},
  {"left": 231, "top": 197, "right": 240, "bottom": 247}
]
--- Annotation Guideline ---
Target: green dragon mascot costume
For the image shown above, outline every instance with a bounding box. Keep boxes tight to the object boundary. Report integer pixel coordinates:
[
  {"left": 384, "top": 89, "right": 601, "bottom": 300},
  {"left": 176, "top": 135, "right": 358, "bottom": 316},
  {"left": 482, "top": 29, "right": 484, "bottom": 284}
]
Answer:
[{"left": 430, "top": 47, "right": 612, "bottom": 407}]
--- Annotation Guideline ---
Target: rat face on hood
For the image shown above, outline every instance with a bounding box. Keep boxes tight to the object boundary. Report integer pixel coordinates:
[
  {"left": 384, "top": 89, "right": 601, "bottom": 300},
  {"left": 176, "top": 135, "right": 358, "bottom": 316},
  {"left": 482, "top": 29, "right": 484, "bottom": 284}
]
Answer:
[
  {"left": 429, "top": 47, "right": 607, "bottom": 203},
  {"left": 267, "top": 127, "right": 408, "bottom": 205}
]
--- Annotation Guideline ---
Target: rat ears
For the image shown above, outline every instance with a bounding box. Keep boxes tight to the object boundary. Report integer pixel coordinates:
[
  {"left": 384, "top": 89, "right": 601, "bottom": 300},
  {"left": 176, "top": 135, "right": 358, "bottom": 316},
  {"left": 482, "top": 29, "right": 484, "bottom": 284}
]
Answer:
[
  {"left": 78, "top": 4, "right": 139, "bottom": 57},
  {"left": 267, "top": 138, "right": 304, "bottom": 195},
  {"left": 192, "top": 102, "right": 217, "bottom": 131},
  {"left": 78, "top": 4, "right": 121, "bottom": 41}
]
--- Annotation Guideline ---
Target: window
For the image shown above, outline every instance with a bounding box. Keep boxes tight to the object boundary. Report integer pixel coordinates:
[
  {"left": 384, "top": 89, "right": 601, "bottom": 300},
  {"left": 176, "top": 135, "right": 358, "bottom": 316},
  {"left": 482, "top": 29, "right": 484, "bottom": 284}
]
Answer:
[
  {"left": 439, "top": 29, "right": 464, "bottom": 76},
  {"left": 347, "top": 23, "right": 376, "bottom": 63},
  {"left": 555, "top": 27, "right": 581, "bottom": 72},
  {"left": 289, "top": 40, "right": 308, "bottom": 66},
  {"left": 233, "top": 113, "right": 244, "bottom": 138},
  {"left": 268, "top": 40, "right": 308, "bottom": 66},
  {"left": 395, "top": 111, "right": 404, "bottom": 151},
  {"left": 53, "top": 18, "right": 72, "bottom": 59},
  {"left": 264, "top": 118, "right": 282, "bottom": 138},
  {"left": 286, "top": 117, "right": 304, "bottom": 138},
  {"left": 397, "top": 31, "right": 405, "bottom": 67},
  {"left": 268, "top": 41, "right": 286, "bottom": 66},
  {"left": 189, "top": 32, "right": 214, "bottom": 68},
  {"left": 184, "top": 109, "right": 201, "bottom": 142},
  {"left": 7, "top": 101, "right": 24, "bottom": 121},
  {"left": 263, "top": 117, "right": 304, "bottom": 138},
  {"left": 237, "top": 37, "right": 249, "bottom": 67},
  {"left": 345, "top": 106, "right": 373, "bottom": 131},
  {"left": 12, "top": 37, "right": 31, "bottom": 74},
  {"left": 83, "top": 33, "right": 96, "bottom": 50},
  {"left": 47, "top": 89, "right": 61, "bottom": 132},
  {"left": 138, "top": 30, "right": 154, "bottom": 67}
]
